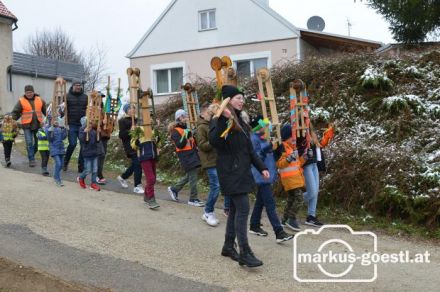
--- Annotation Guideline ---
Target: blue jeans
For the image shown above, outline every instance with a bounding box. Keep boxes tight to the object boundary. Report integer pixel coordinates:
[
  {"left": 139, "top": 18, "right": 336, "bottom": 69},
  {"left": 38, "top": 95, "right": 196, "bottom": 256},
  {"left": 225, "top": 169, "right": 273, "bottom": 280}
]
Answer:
[
  {"left": 204, "top": 167, "right": 220, "bottom": 213},
  {"left": 80, "top": 157, "right": 98, "bottom": 184},
  {"left": 303, "top": 163, "right": 319, "bottom": 217},
  {"left": 250, "top": 183, "right": 283, "bottom": 234},
  {"left": 53, "top": 155, "right": 64, "bottom": 182},
  {"left": 65, "top": 125, "right": 84, "bottom": 171},
  {"left": 23, "top": 129, "right": 38, "bottom": 161}
]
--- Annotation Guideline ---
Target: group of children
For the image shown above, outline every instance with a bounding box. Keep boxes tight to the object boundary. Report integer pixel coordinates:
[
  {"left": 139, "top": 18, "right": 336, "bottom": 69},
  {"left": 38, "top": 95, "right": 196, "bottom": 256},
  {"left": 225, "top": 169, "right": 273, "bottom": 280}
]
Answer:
[
  {"left": 0, "top": 92, "right": 332, "bottom": 245},
  {"left": 165, "top": 98, "right": 332, "bottom": 244}
]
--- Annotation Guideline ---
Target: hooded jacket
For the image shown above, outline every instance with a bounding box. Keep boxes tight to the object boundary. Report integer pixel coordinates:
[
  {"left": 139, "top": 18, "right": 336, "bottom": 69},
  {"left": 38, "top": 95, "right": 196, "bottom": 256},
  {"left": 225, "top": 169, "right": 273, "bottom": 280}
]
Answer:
[
  {"left": 195, "top": 117, "right": 217, "bottom": 169},
  {"left": 169, "top": 122, "right": 201, "bottom": 172},
  {"left": 250, "top": 132, "right": 277, "bottom": 185},
  {"left": 47, "top": 126, "right": 67, "bottom": 157},
  {"left": 66, "top": 86, "right": 88, "bottom": 126}
]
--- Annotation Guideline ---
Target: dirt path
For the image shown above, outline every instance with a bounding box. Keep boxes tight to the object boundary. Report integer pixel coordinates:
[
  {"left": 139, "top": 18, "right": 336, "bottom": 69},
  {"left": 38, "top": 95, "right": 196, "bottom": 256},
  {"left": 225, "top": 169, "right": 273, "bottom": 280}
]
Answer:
[{"left": 0, "top": 256, "right": 107, "bottom": 292}]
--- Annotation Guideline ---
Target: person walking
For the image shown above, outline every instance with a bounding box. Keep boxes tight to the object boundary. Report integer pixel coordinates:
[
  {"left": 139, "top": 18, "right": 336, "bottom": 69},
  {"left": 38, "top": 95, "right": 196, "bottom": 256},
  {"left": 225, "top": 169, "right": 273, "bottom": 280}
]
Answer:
[
  {"left": 248, "top": 115, "right": 294, "bottom": 243},
  {"left": 117, "top": 104, "right": 144, "bottom": 194},
  {"left": 167, "top": 109, "right": 204, "bottom": 207},
  {"left": 196, "top": 103, "right": 221, "bottom": 226},
  {"left": 209, "top": 85, "right": 268, "bottom": 268},
  {"left": 64, "top": 80, "right": 87, "bottom": 173},
  {"left": 11, "top": 85, "right": 47, "bottom": 167}
]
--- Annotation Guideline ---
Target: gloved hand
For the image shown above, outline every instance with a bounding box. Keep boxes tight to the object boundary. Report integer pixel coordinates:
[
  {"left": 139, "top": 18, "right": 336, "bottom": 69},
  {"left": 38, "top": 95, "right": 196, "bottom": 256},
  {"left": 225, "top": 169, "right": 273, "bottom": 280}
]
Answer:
[{"left": 48, "top": 126, "right": 54, "bottom": 132}]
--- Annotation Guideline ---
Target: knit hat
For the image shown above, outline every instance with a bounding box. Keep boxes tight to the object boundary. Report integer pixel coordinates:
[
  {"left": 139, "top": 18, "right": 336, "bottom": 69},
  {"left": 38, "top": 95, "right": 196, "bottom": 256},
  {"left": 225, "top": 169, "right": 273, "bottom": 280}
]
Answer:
[
  {"left": 221, "top": 85, "right": 243, "bottom": 99},
  {"left": 281, "top": 124, "right": 292, "bottom": 141},
  {"left": 175, "top": 109, "right": 187, "bottom": 121},
  {"left": 123, "top": 103, "right": 130, "bottom": 114},
  {"left": 72, "top": 79, "right": 82, "bottom": 86},
  {"left": 24, "top": 85, "right": 34, "bottom": 92}
]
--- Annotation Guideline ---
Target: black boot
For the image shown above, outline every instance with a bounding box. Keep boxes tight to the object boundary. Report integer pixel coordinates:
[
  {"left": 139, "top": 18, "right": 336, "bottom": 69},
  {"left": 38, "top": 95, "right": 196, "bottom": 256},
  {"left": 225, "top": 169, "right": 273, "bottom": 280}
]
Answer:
[
  {"left": 221, "top": 236, "right": 239, "bottom": 262},
  {"left": 239, "top": 244, "right": 263, "bottom": 267}
]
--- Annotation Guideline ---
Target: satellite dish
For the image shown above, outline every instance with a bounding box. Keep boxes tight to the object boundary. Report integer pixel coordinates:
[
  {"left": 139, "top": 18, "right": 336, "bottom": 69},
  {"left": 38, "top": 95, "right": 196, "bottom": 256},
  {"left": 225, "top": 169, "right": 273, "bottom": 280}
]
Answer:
[{"left": 307, "top": 16, "right": 325, "bottom": 31}]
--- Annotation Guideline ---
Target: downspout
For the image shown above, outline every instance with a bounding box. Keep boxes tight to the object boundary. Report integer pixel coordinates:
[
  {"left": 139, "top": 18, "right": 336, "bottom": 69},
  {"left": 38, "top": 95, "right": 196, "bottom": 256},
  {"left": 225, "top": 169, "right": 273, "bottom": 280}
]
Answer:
[
  {"left": 296, "top": 35, "right": 301, "bottom": 63},
  {"left": 7, "top": 66, "right": 12, "bottom": 91}
]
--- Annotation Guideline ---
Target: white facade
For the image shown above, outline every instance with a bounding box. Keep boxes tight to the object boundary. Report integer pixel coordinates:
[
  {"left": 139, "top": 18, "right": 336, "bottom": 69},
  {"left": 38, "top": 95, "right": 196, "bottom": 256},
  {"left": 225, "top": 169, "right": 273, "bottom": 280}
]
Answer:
[
  {"left": 0, "top": 19, "right": 14, "bottom": 114},
  {"left": 128, "top": 0, "right": 298, "bottom": 58}
]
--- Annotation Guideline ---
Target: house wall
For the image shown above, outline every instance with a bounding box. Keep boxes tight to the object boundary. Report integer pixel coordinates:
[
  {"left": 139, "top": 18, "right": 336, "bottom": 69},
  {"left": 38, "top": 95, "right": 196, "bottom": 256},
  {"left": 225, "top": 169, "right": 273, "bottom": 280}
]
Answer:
[
  {"left": 0, "top": 20, "right": 14, "bottom": 115},
  {"left": 130, "top": 38, "right": 299, "bottom": 104},
  {"left": 10, "top": 75, "right": 73, "bottom": 106},
  {"left": 130, "top": 0, "right": 297, "bottom": 58}
]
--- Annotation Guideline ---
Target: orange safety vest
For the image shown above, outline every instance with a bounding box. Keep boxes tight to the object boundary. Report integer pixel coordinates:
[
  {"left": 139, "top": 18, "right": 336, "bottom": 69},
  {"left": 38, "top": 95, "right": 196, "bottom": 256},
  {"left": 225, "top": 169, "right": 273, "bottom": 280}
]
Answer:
[
  {"left": 278, "top": 142, "right": 302, "bottom": 178},
  {"left": 174, "top": 127, "right": 195, "bottom": 152},
  {"left": 19, "top": 96, "right": 43, "bottom": 125}
]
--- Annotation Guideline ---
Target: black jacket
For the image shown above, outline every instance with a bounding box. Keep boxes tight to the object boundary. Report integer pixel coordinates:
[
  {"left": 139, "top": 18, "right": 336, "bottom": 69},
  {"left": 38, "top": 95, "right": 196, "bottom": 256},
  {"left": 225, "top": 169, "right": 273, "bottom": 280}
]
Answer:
[
  {"left": 170, "top": 122, "right": 201, "bottom": 172},
  {"left": 209, "top": 112, "right": 267, "bottom": 196},
  {"left": 78, "top": 127, "right": 103, "bottom": 158},
  {"left": 66, "top": 87, "right": 88, "bottom": 126},
  {"left": 118, "top": 117, "right": 136, "bottom": 157},
  {"left": 137, "top": 140, "right": 158, "bottom": 162}
]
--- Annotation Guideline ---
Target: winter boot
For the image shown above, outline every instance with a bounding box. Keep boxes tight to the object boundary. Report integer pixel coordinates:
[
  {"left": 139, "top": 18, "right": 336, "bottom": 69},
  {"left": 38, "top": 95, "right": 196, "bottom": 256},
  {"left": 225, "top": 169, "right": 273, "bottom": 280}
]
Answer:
[
  {"left": 221, "top": 236, "right": 239, "bottom": 262},
  {"left": 238, "top": 244, "right": 263, "bottom": 267}
]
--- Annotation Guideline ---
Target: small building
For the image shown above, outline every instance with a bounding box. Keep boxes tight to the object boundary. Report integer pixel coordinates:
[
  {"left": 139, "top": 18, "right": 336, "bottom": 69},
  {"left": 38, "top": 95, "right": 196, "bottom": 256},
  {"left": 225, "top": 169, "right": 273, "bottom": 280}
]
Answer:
[
  {"left": 0, "top": 0, "right": 84, "bottom": 115},
  {"left": 127, "top": 0, "right": 382, "bottom": 104}
]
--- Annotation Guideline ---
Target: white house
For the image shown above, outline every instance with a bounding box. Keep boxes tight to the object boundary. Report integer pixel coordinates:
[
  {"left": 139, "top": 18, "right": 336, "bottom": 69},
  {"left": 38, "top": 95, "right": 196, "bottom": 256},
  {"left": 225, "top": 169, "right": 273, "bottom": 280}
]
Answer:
[{"left": 127, "top": 0, "right": 382, "bottom": 104}]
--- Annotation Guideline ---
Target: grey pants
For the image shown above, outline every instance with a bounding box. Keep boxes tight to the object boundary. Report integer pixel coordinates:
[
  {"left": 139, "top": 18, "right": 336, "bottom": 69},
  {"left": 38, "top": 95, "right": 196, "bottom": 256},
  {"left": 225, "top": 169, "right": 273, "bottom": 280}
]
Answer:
[
  {"left": 172, "top": 168, "right": 199, "bottom": 200},
  {"left": 225, "top": 193, "right": 250, "bottom": 247}
]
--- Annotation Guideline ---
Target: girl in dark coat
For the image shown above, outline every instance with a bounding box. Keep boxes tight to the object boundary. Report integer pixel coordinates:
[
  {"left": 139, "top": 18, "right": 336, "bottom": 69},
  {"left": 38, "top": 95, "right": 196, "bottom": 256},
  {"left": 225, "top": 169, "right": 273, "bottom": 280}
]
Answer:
[{"left": 209, "top": 85, "right": 269, "bottom": 268}]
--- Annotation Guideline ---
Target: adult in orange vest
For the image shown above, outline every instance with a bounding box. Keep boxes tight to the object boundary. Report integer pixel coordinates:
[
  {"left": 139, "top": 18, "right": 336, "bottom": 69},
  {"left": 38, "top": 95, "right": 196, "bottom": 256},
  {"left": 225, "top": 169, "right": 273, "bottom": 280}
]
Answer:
[{"left": 12, "top": 85, "right": 47, "bottom": 167}]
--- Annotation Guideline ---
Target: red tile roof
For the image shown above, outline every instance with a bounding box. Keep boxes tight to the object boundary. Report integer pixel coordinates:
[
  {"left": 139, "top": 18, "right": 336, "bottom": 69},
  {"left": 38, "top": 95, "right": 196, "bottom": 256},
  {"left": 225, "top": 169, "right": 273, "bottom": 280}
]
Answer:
[{"left": 0, "top": 1, "right": 17, "bottom": 21}]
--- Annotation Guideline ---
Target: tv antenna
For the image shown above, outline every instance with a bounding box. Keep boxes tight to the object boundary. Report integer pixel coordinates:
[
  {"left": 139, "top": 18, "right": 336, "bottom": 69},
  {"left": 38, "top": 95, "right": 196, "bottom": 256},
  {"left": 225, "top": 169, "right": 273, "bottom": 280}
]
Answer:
[
  {"left": 347, "top": 18, "right": 353, "bottom": 36},
  {"left": 307, "top": 16, "right": 325, "bottom": 32}
]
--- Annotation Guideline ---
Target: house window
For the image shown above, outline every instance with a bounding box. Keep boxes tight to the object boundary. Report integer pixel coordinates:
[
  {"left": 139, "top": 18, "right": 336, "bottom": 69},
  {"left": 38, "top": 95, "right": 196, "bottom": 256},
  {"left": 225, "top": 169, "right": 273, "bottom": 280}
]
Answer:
[
  {"left": 199, "top": 9, "right": 216, "bottom": 31},
  {"left": 236, "top": 58, "right": 268, "bottom": 78},
  {"left": 154, "top": 67, "right": 183, "bottom": 94}
]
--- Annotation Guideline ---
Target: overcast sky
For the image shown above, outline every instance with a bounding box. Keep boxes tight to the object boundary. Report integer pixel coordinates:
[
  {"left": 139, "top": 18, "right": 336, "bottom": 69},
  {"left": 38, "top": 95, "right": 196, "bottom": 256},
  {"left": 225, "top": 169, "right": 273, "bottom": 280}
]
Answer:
[{"left": 4, "top": 0, "right": 394, "bottom": 91}]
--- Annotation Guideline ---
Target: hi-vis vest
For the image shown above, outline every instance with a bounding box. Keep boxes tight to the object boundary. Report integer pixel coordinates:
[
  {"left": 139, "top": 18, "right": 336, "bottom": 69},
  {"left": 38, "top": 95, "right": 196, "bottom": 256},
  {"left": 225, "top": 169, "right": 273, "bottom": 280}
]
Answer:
[
  {"left": 278, "top": 142, "right": 302, "bottom": 178},
  {"left": 37, "top": 129, "right": 49, "bottom": 151},
  {"left": 19, "top": 96, "right": 43, "bottom": 125},
  {"left": 2, "top": 131, "right": 14, "bottom": 141},
  {"left": 174, "top": 127, "right": 195, "bottom": 152}
]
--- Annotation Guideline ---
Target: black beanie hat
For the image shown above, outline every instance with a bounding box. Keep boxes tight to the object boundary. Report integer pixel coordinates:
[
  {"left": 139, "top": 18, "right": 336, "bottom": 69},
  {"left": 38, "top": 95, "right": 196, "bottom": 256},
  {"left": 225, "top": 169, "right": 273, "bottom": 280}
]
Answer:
[
  {"left": 281, "top": 124, "right": 292, "bottom": 141},
  {"left": 24, "top": 85, "right": 34, "bottom": 92},
  {"left": 221, "top": 85, "right": 243, "bottom": 99}
]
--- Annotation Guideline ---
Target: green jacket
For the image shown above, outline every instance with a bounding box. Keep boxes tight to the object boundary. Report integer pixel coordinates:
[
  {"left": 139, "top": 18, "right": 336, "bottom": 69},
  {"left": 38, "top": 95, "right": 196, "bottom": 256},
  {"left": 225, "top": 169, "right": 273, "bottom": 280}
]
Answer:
[
  {"left": 195, "top": 117, "right": 217, "bottom": 169},
  {"left": 12, "top": 95, "right": 47, "bottom": 130}
]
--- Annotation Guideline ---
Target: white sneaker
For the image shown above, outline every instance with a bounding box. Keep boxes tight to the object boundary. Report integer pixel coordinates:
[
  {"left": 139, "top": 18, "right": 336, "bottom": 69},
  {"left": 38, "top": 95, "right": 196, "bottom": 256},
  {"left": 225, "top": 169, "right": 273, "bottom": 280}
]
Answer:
[
  {"left": 168, "top": 186, "right": 178, "bottom": 201},
  {"left": 202, "top": 212, "right": 219, "bottom": 227},
  {"left": 117, "top": 176, "right": 128, "bottom": 188},
  {"left": 133, "top": 185, "right": 144, "bottom": 194},
  {"left": 188, "top": 199, "right": 204, "bottom": 207}
]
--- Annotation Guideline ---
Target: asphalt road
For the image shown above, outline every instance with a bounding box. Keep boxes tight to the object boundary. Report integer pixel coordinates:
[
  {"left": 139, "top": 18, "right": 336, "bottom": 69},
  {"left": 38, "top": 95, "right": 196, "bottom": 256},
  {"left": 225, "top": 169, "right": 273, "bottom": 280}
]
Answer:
[{"left": 0, "top": 144, "right": 439, "bottom": 291}]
